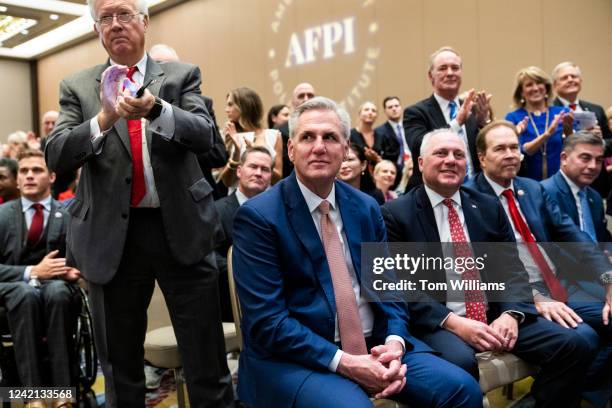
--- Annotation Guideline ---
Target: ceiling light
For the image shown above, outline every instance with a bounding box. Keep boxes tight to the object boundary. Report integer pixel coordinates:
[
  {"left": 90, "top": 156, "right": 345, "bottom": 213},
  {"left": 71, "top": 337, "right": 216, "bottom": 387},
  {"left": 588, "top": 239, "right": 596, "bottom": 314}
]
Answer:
[
  {"left": 49, "top": 14, "right": 59, "bottom": 21},
  {"left": 0, "top": 6, "right": 7, "bottom": 13}
]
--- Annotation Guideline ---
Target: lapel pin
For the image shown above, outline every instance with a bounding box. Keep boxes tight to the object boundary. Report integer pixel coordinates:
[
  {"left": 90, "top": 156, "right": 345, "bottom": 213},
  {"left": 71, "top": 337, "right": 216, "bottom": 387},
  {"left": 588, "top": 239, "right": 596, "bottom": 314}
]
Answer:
[
  {"left": 517, "top": 189, "right": 525, "bottom": 196},
  {"left": 54, "top": 212, "right": 62, "bottom": 218},
  {"left": 471, "top": 204, "right": 477, "bottom": 208}
]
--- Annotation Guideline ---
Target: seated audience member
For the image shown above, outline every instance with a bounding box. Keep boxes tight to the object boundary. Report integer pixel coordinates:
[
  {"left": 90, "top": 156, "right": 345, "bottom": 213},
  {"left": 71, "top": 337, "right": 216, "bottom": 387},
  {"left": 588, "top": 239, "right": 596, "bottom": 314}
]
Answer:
[
  {"left": 505, "top": 66, "right": 573, "bottom": 181},
  {"left": 267, "top": 104, "right": 290, "bottom": 129},
  {"left": 383, "top": 129, "right": 596, "bottom": 408},
  {"left": 375, "top": 97, "right": 407, "bottom": 187},
  {"left": 373, "top": 160, "right": 398, "bottom": 202},
  {"left": 148, "top": 43, "right": 228, "bottom": 199},
  {"left": 278, "top": 83, "right": 317, "bottom": 178},
  {"left": 338, "top": 143, "right": 385, "bottom": 205},
  {"left": 0, "top": 150, "right": 79, "bottom": 407},
  {"left": 394, "top": 156, "right": 414, "bottom": 196},
  {"left": 403, "top": 47, "right": 490, "bottom": 189},
  {"left": 232, "top": 97, "right": 481, "bottom": 408},
  {"left": 214, "top": 146, "right": 273, "bottom": 322},
  {"left": 552, "top": 61, "right": 611, "bottom": 199},
  {"left": 216, "top": 87, "right": 282, "bottom": 189},
  {"left": 0, "top": 157, "right": 19, "bottom": 204},
  {"left": 39, "top": 111, "right": 59, "bottom": 152},
  {"left": 541, "top": 131, "right": 611, "bottom": 243},
  {"left": 467, "top": 121, "right": 612, "bottom": 405},
  {"left": 5, "top": 131, "right": 28, "bottom": 159}
]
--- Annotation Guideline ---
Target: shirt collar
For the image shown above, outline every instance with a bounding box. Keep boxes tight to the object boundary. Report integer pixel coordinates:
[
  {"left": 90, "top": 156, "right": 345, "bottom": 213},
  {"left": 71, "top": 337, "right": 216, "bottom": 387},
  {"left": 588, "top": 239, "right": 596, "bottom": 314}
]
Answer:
[
  {"left": 21, "top": 195, "right": 52, "bottom": 213},
  {"left": 433, "top": 93, "right": 460, "bottom": 112},
  {"left": 560, "top": 170, "right": 582, "bottom": 196},
  {"left": 296, "top": 177, "right": 336, "bottom": 214},
  {"left": 235, "top": 188, "right": 249, "bottom": 206},
  {"left": 556, "top": 96, "right": 580, "bottom": 107},
  {"left": 110, "top": 53, "right": 148, "bottom": 77},
  {"left": 423, "top": 184, "right": 461, "bottom": 209},
  {"left": 484, "top": 173, "right": 515, "bottom": 197}
]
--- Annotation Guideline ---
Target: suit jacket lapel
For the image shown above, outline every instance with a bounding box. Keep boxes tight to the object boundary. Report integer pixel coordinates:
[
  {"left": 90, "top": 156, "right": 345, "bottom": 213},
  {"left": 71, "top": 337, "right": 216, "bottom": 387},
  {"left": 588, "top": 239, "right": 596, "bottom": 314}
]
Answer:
[
  {"left": 144, "top": 56, "right": 167, "bottom": 154},
  {"left": 10, "top": 200, "right": 25, "bottom": 259},
  {"left": 336, "top": 183, "right": 362, "bottom": 281},
  {"left": 415, "top": 186, "right": 441, "bottom": 242},
  {"left": 461, "top": 190, "right": 486, "bottom": 241},
  {"left": 45, "top": 201, "right": 63, "bottom": 251},
  {"left": 513, "top": 179, "right": 542, "bottom": 241},
  {"left": 554, "top": 172, "right": 578, "bottom": 223},
  {"left": 427, "top": 95, "right": 448, "bottom": 129},
  {"left": 283, "top": 175, "right": 336, "bottom": 315}
]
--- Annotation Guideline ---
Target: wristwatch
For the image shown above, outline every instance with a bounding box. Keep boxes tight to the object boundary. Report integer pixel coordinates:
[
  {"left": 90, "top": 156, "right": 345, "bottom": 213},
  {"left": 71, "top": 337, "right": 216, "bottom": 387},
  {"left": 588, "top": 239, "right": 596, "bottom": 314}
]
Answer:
[
  {"left": 600, "top": 271, "right": 612, "bottom": 285},
  {"left": 146, "top": 97, "right": 163, "bottom": 121}
]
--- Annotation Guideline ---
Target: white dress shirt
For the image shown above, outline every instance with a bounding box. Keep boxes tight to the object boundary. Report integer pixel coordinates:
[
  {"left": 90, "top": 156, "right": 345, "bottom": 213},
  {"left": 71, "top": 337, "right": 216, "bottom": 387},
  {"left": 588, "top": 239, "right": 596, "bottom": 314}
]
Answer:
[
  {"left": 433, "top": 93, "right": 474, "bottom": 177},
  {"left": 483, "top": 175, "right": 558, "bottom": 291},
  {"left": 89, "top": 53, "right": 176, "bottom": 208},
  {"left": 21, "top": 195, "right": 52, "bottom": 281},
  {"left": 295, "top": 178, "right": 403, "bottom": 371},
  {"left": 389, "top": 119, "right": 409, "bottom": 163}
]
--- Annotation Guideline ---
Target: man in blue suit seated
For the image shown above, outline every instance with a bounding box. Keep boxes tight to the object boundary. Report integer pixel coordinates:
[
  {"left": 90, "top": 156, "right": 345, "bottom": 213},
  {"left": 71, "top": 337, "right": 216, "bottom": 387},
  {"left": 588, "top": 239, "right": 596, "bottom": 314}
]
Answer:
[
  {"left": 541, "top": 130, "right": 612, "bottom": 244},
  {"left": 383, "top": 128, "right": 597, "bottom": 408},
  {"left": 468, "top": 121, "right": 612, "bottom": 406},
  {"left": 232, "top": 97, "right": 482, "bottom": 408}
]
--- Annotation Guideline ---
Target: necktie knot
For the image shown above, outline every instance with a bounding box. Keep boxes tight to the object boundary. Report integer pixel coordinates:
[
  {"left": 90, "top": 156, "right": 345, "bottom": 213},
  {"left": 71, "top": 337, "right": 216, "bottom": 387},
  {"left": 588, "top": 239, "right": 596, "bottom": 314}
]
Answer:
[
  {"left": 442, "top": 198, "right": 454, "bottom": 209},
  {"left": 31, "top": 203, "right": 43, "bottom": 211},
  {"left": 569, "top": 103, "right": 577, "bottom": 111},
  {"left": 502, "top": 189, "right": 514, "bottom": 201},
  {"left": 448, "top": 101, "right": 457, "bottom": 120},
  {"left": 126, "top": 66, "right": 138, "bottom": 81},
  {"left": 577, "top": 188, "right": 586, "bottom": 198},
  {"left": 318, "top": 200, "right": 330, "bottom": 215}
]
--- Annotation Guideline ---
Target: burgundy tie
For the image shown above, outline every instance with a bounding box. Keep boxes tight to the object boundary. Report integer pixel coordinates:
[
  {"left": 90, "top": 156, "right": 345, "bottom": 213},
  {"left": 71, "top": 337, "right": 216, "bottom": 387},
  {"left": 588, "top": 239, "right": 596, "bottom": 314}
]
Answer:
[
  {"left": 27, "top": 203, "right": 44, "bottom": 247},
  {"left": 443, "top": 198, "right": 487, "bottom": 323},
  {"left": 569, "top": 103, "right": 577, "bottom": 111},
  {"left": 319, "top": 200, "right": 367, "bottom": 355},
  {"left": 501, "top": 189, "right": 567, "bottom": 302},
  {"left": 125, "top": 66, "right": 146, "bottom": 206}
]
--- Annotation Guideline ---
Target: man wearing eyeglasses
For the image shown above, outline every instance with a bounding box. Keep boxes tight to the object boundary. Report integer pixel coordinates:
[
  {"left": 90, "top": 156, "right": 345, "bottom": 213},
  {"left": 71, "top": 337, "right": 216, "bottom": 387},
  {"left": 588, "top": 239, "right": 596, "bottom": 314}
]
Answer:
[{"left": 45, "top": 1, "right": 233, "bottom": 407}]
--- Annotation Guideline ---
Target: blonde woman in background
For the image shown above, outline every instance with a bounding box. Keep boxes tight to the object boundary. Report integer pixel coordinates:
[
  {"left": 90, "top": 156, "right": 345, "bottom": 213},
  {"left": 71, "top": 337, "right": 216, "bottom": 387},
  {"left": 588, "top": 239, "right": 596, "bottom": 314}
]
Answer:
[
  {"left": 373, "top": 160, "right": 398, "bottom": 202},
  {"left": 216, "top": 87, "right": 282, "bottom": 190}
]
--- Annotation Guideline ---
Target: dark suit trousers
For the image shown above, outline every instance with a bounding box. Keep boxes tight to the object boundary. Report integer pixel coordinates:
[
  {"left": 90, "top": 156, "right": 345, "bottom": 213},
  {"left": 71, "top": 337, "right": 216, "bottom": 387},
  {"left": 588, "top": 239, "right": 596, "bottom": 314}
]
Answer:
[
  {"left": 88, "top": 208, "right": 233, "bottom": 408},
  {"left": 418, "top": 316, "right": 596, "bottom": 408},
  {"left": 0, "top": 280, "right": 76, "bottom": 387}
]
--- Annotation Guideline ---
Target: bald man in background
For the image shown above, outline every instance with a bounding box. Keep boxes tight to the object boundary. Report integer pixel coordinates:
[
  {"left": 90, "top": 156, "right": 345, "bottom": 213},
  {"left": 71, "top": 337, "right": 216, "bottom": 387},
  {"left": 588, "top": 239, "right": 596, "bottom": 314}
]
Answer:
[{"left": 278, "top": 82, "right": 316, "bottom": 178}]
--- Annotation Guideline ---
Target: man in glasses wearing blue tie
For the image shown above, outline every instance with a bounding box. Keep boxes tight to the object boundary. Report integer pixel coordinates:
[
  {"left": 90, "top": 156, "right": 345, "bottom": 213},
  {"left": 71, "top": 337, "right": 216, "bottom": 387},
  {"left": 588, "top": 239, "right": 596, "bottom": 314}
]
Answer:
[{"left": 403, "top": 46, "right": 492, "bottom": 190}]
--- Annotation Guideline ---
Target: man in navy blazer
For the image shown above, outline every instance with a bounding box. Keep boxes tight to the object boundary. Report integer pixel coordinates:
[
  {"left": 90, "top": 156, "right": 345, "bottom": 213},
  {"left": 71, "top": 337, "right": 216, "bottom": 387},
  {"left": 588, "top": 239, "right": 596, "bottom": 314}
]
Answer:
[
  {"left": 541, "top": 131, "right": 611, "bottom": 244},
  {"left": 374, "top": 97, "right": 405, "bottom": 187},
  {"left": 232, "top": 97, "right": 481, "bottom": 408},
  {"left": 468, "top": 121, "right": 612, "bottom": 405},
  {"left": 383, "top": 129, "right": 595, "bottom": 408}
]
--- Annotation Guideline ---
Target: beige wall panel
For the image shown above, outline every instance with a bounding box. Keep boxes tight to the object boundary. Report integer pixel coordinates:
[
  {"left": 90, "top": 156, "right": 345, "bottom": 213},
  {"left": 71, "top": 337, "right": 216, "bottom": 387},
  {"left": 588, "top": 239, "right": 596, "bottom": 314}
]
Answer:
[
  {"left": 36, "top": 0, "right": 612, "bottom": 130},
  {"left": 478, "top": 0, "right": 545, "bottom": 116},
  {"left": 0, "top": 60, "right": 32, "bottom": 141}
]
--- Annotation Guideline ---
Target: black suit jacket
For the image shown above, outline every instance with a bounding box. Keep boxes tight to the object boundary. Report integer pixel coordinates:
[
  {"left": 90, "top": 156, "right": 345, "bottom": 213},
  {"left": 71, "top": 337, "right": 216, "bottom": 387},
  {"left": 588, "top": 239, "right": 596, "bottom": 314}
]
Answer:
[
  {"left": 198, "top": 96, "right": 228, "bottom": 199},
  {"left": 0, "top": 199, "right": 68, "bottom": 282},
  {"left": 381, "top": 185, "right": 535, "bottom": 331},
  {"left": 403, "top": 95, "right": 481, "bottom": 190},
  {"left": 214, "top": 192, "right": 240, "bottom": 258}
]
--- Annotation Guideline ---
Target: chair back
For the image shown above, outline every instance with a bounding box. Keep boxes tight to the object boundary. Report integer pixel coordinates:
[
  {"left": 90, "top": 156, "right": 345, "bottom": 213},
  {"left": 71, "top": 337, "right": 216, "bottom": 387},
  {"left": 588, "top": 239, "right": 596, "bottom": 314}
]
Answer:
[{"left": 227, "top": 246, "right": 243, "bottom": 351}]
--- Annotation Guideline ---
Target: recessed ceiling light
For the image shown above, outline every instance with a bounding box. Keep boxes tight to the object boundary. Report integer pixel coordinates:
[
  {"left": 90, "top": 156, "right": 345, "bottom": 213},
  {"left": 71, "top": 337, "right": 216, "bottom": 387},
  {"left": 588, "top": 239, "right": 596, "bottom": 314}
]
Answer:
[
  {"left": 0, "top": 6, "right": 7, "bottom": 13},
  {"left": 49, "top": 14, "right": 59, "bottom": 21}
]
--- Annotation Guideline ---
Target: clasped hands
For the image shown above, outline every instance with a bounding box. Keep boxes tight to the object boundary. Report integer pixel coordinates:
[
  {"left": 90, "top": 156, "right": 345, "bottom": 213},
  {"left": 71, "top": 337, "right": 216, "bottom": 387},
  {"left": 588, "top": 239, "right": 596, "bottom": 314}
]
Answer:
[
  {"left": 337, "top": 340, "right": 407, "bottom": 399},
  {"left": 97, "top": 65, "right": 156, "bottom": 130},
  {"left": 444, "top": 312, "right": 518, "bottom": 353}
]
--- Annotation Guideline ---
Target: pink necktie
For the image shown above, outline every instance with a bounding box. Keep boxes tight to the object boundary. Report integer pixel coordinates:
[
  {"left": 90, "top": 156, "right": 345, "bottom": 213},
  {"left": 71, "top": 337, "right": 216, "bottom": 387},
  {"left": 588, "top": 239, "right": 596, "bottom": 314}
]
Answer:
[
  {"left": 125, "top": 66, "right": 146, "bottom": 206},
  {"left": 443, "top": 198, "right": 487, "bottom": 323},
  {"left": 319, "top": 200, "right": 367, "bottom": 355}
]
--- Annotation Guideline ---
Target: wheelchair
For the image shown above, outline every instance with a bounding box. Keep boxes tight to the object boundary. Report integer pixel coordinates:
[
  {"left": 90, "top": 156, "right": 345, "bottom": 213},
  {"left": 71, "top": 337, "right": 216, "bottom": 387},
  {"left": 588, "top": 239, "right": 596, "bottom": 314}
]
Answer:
[{"left": 0, "top": 284, "right": 98, "bottom": 407}]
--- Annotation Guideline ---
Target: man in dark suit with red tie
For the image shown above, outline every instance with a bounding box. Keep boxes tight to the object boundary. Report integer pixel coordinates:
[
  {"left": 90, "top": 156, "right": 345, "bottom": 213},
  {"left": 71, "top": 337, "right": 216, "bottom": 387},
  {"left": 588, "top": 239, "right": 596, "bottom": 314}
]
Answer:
[
  {"left": 467, "top": 121, "right": 612, "bottom": 405},
  {"left": 45, "top": 0, "right": 233, "bottom": 406},
  {"left": 0, "top": 150, "right": 79, "bottom": 405},
  {"left": 383, "top": 128, "right": 596, "bottom": 408}
]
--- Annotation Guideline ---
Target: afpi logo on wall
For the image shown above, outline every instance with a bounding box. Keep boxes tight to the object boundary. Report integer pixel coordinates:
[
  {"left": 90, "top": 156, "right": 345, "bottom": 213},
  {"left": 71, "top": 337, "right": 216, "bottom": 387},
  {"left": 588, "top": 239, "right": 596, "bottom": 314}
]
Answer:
[{"left": 268, "top": 0, "right": 380, "bottom": 110}]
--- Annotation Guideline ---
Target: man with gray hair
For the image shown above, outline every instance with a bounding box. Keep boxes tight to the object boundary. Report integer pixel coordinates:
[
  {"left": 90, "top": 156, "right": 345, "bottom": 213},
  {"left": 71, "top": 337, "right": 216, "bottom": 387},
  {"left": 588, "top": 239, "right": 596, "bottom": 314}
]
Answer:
[
  {"left": 232, "top": 97, "right": 481, "bottom": 407},
  {"left": 45, "top": 0, "right": 232, "bottom": 406},
  {"left": 542, "top": 131, "right": 611, "bottom": 243}
]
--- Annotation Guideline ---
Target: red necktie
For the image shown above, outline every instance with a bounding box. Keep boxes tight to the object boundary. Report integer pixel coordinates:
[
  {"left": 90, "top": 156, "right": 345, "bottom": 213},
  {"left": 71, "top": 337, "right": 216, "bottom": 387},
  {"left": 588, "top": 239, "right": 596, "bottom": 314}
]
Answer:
[
  {"left": 501, "top": 189, "right": 567, "bottom": 302},
  {"left": 319, "top": 200, "right": 367, "bottom": 355},
  {"left": 443, "top": 199, "right": 487, "bottom": 323},
  {"left": 569, "top": 103, "right": 577, "bottom": 111},
  {"left": 27, "top": 203, "right": 44, "bottom": 247},
  {"left": 125, "top": 66, "right": 146, "bottom": 206}
]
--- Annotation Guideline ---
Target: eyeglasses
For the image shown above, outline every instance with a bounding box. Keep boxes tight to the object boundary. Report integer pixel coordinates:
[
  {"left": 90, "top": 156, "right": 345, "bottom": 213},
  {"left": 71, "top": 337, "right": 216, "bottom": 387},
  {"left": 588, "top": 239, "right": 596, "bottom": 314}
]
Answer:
[{"left": 95, "top": 12, "right": 142, "bottom": 26}]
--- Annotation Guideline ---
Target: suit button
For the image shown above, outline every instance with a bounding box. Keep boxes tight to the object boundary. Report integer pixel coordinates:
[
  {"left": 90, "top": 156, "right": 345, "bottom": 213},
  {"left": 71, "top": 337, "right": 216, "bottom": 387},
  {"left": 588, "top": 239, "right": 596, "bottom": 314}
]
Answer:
[
  {"left": 125, "top": 177, "right": 131, "bottom": 184},
  {"left": 121, "top": 213, "right": 128, "bottom": 219}
]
